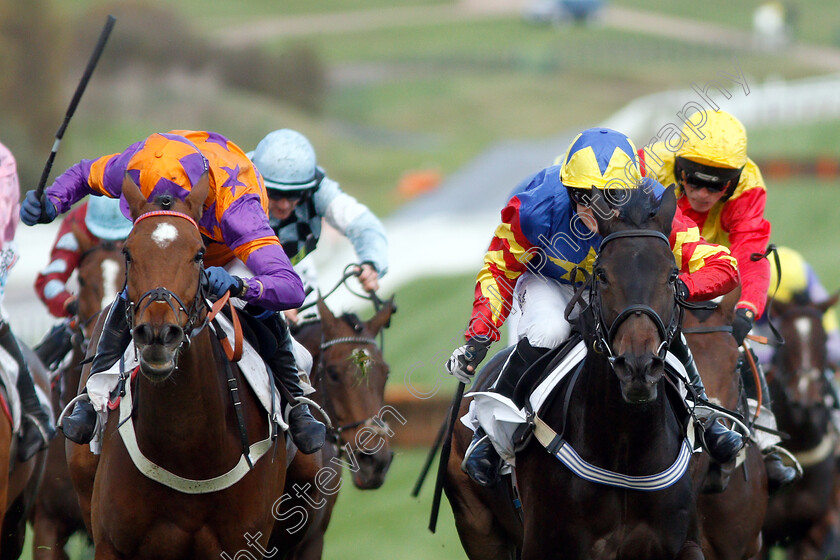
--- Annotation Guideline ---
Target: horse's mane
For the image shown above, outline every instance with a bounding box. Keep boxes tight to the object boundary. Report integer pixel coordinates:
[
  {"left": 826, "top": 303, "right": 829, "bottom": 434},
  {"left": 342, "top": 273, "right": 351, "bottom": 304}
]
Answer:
[{"left": 340, "top": 313, "right": 365, "bottom": 333}]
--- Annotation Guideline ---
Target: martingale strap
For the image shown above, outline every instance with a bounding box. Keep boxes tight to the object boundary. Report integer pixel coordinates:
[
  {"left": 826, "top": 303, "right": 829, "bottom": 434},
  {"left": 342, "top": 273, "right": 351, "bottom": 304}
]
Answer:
[
  {"left": 207, "top": 293, "right": 243, "bottom": 362},
  {"left": 117, "top": 368, "right": 273, "bottom": 494},
  {"left": 531, "top": 415, "right": 695, "bottom": 492}
]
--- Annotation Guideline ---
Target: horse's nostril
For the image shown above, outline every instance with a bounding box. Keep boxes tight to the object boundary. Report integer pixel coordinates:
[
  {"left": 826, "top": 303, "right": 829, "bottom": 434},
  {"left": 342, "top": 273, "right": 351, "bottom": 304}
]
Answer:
[
  {"left": 160, "top": 325, "right": 184, "bottom": 346},
  {"left": 132, "top": 324, "right": 154, "bottom": 346}
]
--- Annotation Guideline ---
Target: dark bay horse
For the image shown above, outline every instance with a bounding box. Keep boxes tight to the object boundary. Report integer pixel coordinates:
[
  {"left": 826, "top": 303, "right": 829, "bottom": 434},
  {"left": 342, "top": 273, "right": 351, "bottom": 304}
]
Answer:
[
  {"left": 762, "top": 294, "right": 840, "bottom": 559},
  {"left": 67, "top": 174, "right": 287, "bottom": 559},
  {"left": 447, "top": 185, "right": 704, "bottom": 560},
  {"left": 30, "top": 233, "right": 124, "bottom": 559},
  {"left": 683, "top": 289, "right": 768, "bottom": 560},
  {"left": 270, "top": 296, "right": 397, "bottom": 559}
]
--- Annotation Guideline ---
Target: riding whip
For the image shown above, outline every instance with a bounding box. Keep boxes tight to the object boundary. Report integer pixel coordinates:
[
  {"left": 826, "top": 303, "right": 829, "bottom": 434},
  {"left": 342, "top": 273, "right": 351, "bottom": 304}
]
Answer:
[
  {"left": 428, "top": 380, "right": 465, "bottom": 533},
  {"left": 35, "top": 15, "right": 117, "bottom": 200},
  {"left": 411, "top": 416, "right": 447, "bottom": 497}
]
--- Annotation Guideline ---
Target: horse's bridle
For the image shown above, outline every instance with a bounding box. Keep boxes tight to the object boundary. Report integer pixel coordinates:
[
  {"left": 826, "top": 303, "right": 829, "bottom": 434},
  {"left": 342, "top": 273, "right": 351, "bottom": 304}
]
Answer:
[
  {"left": 123, "top": 211, "right": 209, "bottom": 352},
  {"left": 588, "top": 229, "right": 682, "bottom": 361},
  {"left": 317, "top": 331, "right": 390, "bottom": 447}
]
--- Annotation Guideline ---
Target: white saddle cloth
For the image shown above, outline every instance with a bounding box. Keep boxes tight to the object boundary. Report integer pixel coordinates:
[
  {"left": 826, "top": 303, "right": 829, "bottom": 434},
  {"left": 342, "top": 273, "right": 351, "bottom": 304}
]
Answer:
[
  {"left": 462, "top": 342, "right": 691, "bottom": 466},
  {"left": 86, "top": 312, "right": 313, "bottom": 454}
]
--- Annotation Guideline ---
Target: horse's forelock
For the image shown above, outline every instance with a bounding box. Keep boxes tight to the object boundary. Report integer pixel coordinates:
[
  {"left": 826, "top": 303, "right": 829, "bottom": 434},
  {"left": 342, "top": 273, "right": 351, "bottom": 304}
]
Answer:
[
  {"left": 612, "top": 185, "right": 658, "bottom": 229},
  {"left": 340, "top": 313, "right": 364, "bottom": 333}
]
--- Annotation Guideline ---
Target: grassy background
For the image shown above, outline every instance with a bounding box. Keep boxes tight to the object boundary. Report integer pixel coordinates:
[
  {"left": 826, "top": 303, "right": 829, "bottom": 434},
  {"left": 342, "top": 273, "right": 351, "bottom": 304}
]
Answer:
[{"left": 6, "top": 0, "right": 840, "bottom": 558}]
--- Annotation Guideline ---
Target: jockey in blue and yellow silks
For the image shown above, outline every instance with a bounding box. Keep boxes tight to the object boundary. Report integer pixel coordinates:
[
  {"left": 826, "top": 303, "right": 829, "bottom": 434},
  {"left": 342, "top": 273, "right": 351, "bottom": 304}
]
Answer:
[{"left": 445, "top": 128, "right": 745, "bottom": 487}]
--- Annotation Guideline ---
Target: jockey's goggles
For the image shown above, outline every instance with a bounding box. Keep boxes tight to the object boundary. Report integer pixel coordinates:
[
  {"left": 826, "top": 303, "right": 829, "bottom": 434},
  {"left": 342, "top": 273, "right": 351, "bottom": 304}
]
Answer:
[
  {"left": 267, "top": 188, "right": 312, "bottom": 201},
  {"left": 675, "top": 156, "right": 742, "bottom": 193}
]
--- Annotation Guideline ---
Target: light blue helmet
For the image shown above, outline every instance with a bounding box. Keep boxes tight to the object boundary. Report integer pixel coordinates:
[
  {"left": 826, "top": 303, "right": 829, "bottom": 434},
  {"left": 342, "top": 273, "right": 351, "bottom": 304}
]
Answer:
[
  {"left": 85, "top": 196, "right": 133, "bottom": 240},
  {"left": 247, "top": 129, "right": 322, "bottom": 192}
]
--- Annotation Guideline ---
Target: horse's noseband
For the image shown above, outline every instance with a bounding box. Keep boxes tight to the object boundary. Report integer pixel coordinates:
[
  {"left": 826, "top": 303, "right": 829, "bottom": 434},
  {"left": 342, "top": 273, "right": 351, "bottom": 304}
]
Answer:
[{"left": 129, "top": 286, "right": 205, "bottom": 347}]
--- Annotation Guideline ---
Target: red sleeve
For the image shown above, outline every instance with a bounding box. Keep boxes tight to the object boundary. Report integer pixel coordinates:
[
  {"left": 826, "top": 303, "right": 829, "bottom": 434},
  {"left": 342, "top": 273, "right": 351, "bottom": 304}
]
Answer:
[
  {"left": 466, "top": 197, "right": 534, "bottom": 342},
  {"left": 34, "top": 205, "right": 88, "bottom": 318},
  {"left": 670, "top": 206, "right": 739, "bottom": 301},
  {"left": 720, "top": 188, "right": 771, "bottom": 317}
]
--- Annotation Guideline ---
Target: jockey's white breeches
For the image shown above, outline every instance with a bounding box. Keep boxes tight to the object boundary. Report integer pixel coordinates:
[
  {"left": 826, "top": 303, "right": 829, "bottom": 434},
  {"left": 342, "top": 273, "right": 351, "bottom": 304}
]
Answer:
[{"left": 514, "top": 273, "right": 581, "bottom": 350}]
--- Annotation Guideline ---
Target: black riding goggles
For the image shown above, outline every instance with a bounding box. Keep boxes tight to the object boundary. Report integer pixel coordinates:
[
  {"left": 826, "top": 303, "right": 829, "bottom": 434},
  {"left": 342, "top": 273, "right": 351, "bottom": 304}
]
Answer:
[
  {"left": 674, "top": 156, "right": 743, "bottom": 193},
  {"left": 267, "top": 188, "right": 312, "bottom": 202}
]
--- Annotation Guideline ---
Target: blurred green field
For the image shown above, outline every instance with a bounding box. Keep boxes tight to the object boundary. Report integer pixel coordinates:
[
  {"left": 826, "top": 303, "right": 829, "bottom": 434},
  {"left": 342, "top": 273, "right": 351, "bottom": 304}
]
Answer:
[{"left": 39, "top": 0, "right": 830, "bottom": 219}]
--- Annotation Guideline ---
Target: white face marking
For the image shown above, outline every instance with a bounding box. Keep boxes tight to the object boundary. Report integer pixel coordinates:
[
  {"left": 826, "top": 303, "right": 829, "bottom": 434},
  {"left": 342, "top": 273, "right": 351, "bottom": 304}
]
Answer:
[
  {"left": 100, "top": 258, "right": 120, "bottom": 311},
  {"left": 794, "top": 317, "right": 813, "bottom": 370},
  {"left": 151, "top": 223, "right": 179, "bottom": 248}
]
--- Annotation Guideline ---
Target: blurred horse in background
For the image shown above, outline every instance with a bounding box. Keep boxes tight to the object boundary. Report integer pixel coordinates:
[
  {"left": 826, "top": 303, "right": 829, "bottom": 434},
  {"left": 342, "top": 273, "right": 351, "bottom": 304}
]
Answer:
[
  {"left": 762, "top": 293, "right": 840, "bottom": 559},
  {"left": 30, "top": 231, "right": 124, "bottom": 559},
  {"left": 271, "top": 296, "right": 397, "bottom": 559}
]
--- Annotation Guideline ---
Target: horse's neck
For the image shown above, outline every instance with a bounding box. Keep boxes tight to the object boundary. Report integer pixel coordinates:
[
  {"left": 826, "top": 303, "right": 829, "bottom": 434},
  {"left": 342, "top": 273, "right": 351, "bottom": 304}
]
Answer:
[
  {"left": 565, "top": 355, "right": 681, "bottom": 462},
  {"left": 133, "top": 332, "right": 231, "bottom": 449}
]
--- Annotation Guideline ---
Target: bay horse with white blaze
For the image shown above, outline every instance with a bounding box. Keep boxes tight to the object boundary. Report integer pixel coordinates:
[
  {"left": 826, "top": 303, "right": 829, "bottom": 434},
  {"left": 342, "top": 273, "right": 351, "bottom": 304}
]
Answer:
[
  {"left": 762, "top": 293, "right": 840, "bottom": 559},
  {"left": 270, "top": 296, "right": 397, "bottom": 559},
  {"left": 30, "top": 234, "right": 125, "bottom": 559},
  {"left": 69, "top": 173, "right": 288, "bottom": 559}
]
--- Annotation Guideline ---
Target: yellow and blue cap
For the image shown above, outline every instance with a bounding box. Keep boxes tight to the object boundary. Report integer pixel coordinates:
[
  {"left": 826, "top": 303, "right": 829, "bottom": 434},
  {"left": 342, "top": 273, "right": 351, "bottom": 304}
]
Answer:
[{"left": 559, "top": 128, "right": 642, "bottom": 190}]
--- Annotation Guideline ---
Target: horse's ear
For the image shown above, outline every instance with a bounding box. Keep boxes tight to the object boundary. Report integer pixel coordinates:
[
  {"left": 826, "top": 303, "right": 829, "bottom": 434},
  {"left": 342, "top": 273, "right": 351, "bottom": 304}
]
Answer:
[
  {"left": 367, "top": 296, "right": 397, "bottom": 336},
  {"left": 71, "top": 221, "right": 93, "bottom": 254},
  {"left": 316, "top": 296, "right": 340, "bottom": 335},
  {"left": 816, "top": 291, "right": 840, "bottom": 315},
  {"left": 122, "top": 172, "right": 148, "bottom": 221},
  {"left": 184, "top": 171, "right": 209, "bottom": 221},
  {"left": 653, "top": 184, "right": 677, "bottom": 237}
]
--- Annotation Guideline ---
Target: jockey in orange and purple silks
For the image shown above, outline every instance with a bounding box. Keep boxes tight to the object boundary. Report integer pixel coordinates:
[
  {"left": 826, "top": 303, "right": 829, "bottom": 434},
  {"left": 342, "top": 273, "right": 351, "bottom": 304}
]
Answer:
[{"left": 20, "top": 131, "right": 326, "bottom": 454}]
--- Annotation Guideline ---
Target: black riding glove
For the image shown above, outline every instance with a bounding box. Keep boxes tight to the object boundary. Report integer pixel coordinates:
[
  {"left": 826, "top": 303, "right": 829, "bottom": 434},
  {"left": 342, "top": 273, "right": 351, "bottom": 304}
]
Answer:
[{"left": 731, "top": 307, "right": 755, "bottom": 346}]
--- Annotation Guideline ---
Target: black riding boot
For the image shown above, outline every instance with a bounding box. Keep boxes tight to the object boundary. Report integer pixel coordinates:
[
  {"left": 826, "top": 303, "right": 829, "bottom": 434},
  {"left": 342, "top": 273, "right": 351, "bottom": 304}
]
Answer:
[
  {"left": 61, "top": 294, "right": 131, "bottom": 445},
  {"left": 261, "top": 313, "right": 325, "bottom": 455},
  {"left": 0, "top": 322, "right": 56, "bottom": 461},
  {"left": 34, "top": 321, "right": 74, "bottom": 371},
  {"left": 737, "top": 348, "right": 799, "bottom": 493},
  {"left": 465, "top": 338, "right": 549, "bottom": 487},
  {"left": 671, "top": 334, "right": 744, "bottom": 464}
]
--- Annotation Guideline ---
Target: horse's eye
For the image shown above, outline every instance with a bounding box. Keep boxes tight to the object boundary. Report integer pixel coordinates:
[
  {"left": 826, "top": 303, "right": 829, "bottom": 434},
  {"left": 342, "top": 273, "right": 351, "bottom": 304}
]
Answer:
[
  {"left": 78, "top": 277, "right": 86, "bottom": 287},
  {"left": 194, "top": 249, "right": 205, "bottom": 263},
  {"left": 326, "top": 366, "right": 340, "bottom": 382},
  {"left": 123, "top": 248, "right": 132, "bottom": 263},
  {"left": 595, "top": 268, "right": 608, "bottom": 284},
  {"left": 668, "top": 270, "right": 679, "bottom": 284}
]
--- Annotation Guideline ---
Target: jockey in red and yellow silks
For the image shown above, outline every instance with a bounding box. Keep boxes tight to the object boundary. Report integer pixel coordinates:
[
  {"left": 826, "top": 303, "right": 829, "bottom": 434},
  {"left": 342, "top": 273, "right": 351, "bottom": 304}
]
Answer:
[
  {"left": 638, "top": 112, "right": 771, "bottom": 322},
  {"left": 466, "top": 168, "right": 738, "bottom": 342},
  {"left": 639, "top": 110, "right": 799, "bottom": 492},
  {"left": 447, "top": 127, "right": 745, "bottom": 488}
]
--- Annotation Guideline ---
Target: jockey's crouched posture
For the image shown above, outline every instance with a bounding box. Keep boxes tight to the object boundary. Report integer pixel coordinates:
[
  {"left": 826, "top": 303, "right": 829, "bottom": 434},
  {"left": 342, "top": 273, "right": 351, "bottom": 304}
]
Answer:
[
  {"left": 446, "top": 128, "right": 744, "bottom": 487},
  {"left": 20, "top": 130, "right": 326, "bottom": 454}
]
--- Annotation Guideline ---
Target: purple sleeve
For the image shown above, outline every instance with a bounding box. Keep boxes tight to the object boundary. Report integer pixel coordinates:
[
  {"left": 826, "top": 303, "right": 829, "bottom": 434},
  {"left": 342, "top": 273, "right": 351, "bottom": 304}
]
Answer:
[
  {"left": 46, "top": 161, "right": 97, "bottom": 213},
  {"left": 218, "top": 194, "right": 304, "bottom": 311},
  {"left": 244, "top": 245, "right": 305, "bottom": 311}
]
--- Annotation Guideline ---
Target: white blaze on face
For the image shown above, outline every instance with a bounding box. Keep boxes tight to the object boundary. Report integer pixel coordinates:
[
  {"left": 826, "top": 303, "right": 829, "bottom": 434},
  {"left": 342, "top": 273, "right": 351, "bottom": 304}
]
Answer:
[
  {"left": 101, "top": 258, "right": 120, "bottom": 311},
  {"left": 152, "top": 222, "right": 179, "bottom": 248},
  {"left": 794, "top": 317, "right": 813, "bottom": 370}
]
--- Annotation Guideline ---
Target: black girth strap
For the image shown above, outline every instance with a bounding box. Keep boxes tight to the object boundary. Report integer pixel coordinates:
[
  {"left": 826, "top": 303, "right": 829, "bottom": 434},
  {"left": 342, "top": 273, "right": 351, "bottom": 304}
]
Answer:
[{"left": 224, "top": 359, "right": 253, "bottom": 469}]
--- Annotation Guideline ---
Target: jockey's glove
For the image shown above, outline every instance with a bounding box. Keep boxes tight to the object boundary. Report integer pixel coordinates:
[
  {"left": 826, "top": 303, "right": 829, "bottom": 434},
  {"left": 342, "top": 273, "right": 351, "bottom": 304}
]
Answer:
[
  {"left": 731, "top": 307, "right": 755, "bottom": 346},
  {"left": 446, "top": 336, "right": 491, "bottom": 384},
  {"left": 20, "top": 190, "right": 57, "bottom": 226},
  {"left": 205, "top": 266, "right": 245, "bottom": 299},
  {"left": 675, "top": 278, "right": 691, "bottom": 302}
]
